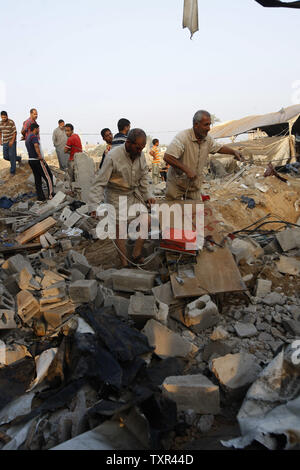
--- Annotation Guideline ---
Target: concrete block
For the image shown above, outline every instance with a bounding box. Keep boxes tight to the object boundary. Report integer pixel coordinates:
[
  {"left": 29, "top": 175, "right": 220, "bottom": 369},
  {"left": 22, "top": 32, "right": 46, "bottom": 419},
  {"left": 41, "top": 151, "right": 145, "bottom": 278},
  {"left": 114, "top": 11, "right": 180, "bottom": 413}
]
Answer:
[
  {"left": 0, "top": 285, "right": 15, "bottom": 310},
  {"left": 71, "top": 269, "right": 85, "bottom": 282},
  {"left": 211, "top": 352, "right": 262, "bottom": 391},
  {"left": 0, "top": 310, "right": 17, "bottom": 329},
  {"left": 162, "top": 374, "right": 220, "bottom": 414},
  {"left": 60, "top": 240, "right": 73, "bottom": 251},
  {"left": 69, "top": 280, "right": 98, "bottom": 303},
  {"left": 48, "top": 191, "right": 66, "bottom": 208},
  {"left": 185, "top": 295, "right": 220, "bottom": 329},
  {"left": 276, "top": 228, "right": 300, "bottom": 252},
  {"left": 129, "top": 293, "right": 158, "bottom": 325},
  {"left": 17, "top": 290, "right": 41, "bottom": 324},
  {"left": 234, "top": 322, "right": 258, "bottom": 338},
  {"left": 255, "top": 279, "right": 272, "bottom": 298},
  {"left": 74, "top": 153, "right": 96, "bottom": 203},
  {"left": 142, "top": 319, "right": 198, "bottom": 359},
  {"left": 60, "top": 207, "right": 73, "bottom": 223},
  {"left": 66, "top": 250, "right": 91, "bottom": 276},
  {"left": 2, "top": 254, "right": 35, "bottom": 276},
  {"left": 3, "top": 274, "right": 21, "bottom": 296},
  {"left": 112, "top": 269, "right": 156, "bottom": 293},
  {"left": 64, "top": 212, "right": 82, "bottom": 228},
  {"left": 96, "top": 269, "right": 119, "bottom": 288},
  {"left": 104, "top": 295, "right": 130, "bottom": 318}
]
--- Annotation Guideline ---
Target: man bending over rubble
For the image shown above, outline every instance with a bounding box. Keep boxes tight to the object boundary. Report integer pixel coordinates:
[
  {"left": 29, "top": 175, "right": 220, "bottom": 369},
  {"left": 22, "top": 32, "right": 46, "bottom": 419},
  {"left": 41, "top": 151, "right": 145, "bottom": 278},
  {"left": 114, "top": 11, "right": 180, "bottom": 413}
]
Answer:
[
  {"left": 89, "top": 128, "right": 156, "bottom": 267},
  {"left": 164, "top": 110, "right": 244, "bottom": 200}
]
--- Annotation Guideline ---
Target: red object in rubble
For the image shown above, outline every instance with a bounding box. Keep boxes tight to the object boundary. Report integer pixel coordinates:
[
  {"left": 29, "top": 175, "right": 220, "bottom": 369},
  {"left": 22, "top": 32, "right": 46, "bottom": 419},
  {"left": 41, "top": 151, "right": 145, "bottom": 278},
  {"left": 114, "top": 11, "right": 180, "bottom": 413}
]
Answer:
[
  {"left": 160, "top": 228, "right": 198, "bottom": 255},
  {"left": 201, "top": 195, "right": 210, "bottom": 201}
]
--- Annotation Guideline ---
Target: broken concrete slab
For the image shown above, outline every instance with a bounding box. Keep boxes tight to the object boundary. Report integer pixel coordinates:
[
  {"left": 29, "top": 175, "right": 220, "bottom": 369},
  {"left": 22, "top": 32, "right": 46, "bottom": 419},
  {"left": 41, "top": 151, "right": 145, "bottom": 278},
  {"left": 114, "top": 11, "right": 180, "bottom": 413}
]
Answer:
[
  {"left": 276, "top": 228, "right": 300, "bottom": 252},
  {"left": 112, "top": 269, "right": 156, "bottom": 293},
  {"left": 142, "top": 319, "right": 198, "bottom": 359},
  {"left": 255, "top": 279, "right": 272, "bottom": 298},
  {"left": 162, "top": 374, "right": 220, "bottom": 414},
  {"left": 276, "top": 256, "right": 300, "bottom": 276},
  {"left": 185, "top": 295, "right": 220, "bottom": 330},
  {"left": 2, "top": 254, "right": 35, "bottom": 276},
  {"left": 234, "top": 322, "right": 258, "bottom": 338},
  {"left": 211, "top": 353, "right": 262, "bottom": 392},
  {"left": 69, "top": 280, "right": 98, "bottom": 303}
]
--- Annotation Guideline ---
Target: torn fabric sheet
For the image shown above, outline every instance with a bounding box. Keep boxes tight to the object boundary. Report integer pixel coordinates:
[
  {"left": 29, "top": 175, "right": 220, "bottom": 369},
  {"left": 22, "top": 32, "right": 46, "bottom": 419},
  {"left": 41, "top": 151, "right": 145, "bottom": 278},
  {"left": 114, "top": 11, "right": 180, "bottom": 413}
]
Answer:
[
  {"left": 183, "top": 0, "right": 199, "bottom": 38},
  {"left": 221, "top": 346, "right": 300, "bottom": 450},
  {"left": 255, "top": 0, "right": 300, "bottom": 8}
]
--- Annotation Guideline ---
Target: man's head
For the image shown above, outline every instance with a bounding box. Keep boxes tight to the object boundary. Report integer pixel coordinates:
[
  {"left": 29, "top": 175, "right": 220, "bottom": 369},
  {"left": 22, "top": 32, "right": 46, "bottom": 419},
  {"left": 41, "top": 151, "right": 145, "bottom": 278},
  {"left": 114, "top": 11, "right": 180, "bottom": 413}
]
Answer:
[
  {"left": 1, "top": 111, "right": 8, "bottom": 123},
  {"left": 58, "top": 119, "right": 65, "bottom": 129},
  {"left": 118, "top": 118, "right": 131, "bottom": 135},
  {"left": 152, "top": 138, "right": 159, "bottom": 147},
  {"left": 30, "top": 108, "right": 38, "bottom": 121},
  {"left": 30, "top": 123, "right": 39, "bottom": 135},
  {"left": 125, "top": 128, "right": 147, "bottom": 159},
  {"left": 101, "top": 128, "right": 113, "bottom": 145},
  {"left": 65, "top": 123, "right": 74, "bottom": 137},
  {"left": 193, "top": 110, "right": 211, "bottom": 139}
]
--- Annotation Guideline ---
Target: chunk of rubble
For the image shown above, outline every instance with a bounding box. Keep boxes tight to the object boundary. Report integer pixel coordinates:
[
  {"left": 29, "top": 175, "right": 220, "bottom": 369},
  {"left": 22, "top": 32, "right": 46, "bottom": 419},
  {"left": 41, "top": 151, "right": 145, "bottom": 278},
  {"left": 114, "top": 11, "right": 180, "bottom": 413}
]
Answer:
[
  {"left": 162, "top": 374, "right": 220, "bottom": 414},
  {"left": 185, "top": 295, "right": 220, "bottom": 330},
  {"left": 255, "top": 279, "right": 272, "bottom": 298},
  {"left": 276, "top": 256, "right": 300, "bottom": 276},
  {"left": 112, "top": 269, "right": 156, "bottom": 293},
  {"left": 142, "top": 319, "right": 198, "bottom": 359},
  {"left": 128, "top": 293, "right": 168, "bottom": 326},
  {"left": 211, "top": 352, "right": 262, "bottom": 393},
  {"left": 262, "top": 292, "right": 285, "bottom": 306},
  {"left": 0, "top": 343, "right": 31, "bottom": 366},
  {"left": 234, "top": 322, "right": 258, "bottom": 338},
  {"left": 210, "top": 326, "right": 229, "bottom": 341},
  {"left": 0, "top": 310, "right": 17, "bottom": 329},
  {"left": 230, "top": 238, "right": 264, "bottom": 265},
  {"left": 17, "top": 290, "right": 41, "bottom": 324},
  {"left": 2, "top": 254, "right": 35, "bottom": 276},
  {"left": 69, "top": 280, "right": 98, "bottom": 303},
  {"left": 276, "top": 228, "right": 300, "bottom": 252}
]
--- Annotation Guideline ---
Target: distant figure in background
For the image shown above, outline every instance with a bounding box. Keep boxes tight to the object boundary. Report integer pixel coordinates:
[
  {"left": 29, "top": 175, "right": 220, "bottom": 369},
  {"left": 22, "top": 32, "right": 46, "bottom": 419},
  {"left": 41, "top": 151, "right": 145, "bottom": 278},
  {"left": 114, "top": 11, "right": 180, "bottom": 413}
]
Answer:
[
  {"left": 160, "top": 163, "right": 170, "bottom": 182},
  {"left": 52, "top": 119, "right": 68, "bottom": 170},
  {"left": 25, "top": 123, "right": 54, "bottom": 201},
  {"left": 0, "top": 111, "right": 22, "bottom": 176},
  {"left": 64, "top": 123, "right": 83, "bottom": 184},
  {"left": 99, "top": 128, "right": 113, "bottom": 170},
  {"left": 150, "top": 138, "right": 161, "bottom": 185},
  {"left": 111, "top": 118, "right": 131, "bottom": 148},
  {"left": 21, "top": 108, "right": 39, "bottom": 141}
]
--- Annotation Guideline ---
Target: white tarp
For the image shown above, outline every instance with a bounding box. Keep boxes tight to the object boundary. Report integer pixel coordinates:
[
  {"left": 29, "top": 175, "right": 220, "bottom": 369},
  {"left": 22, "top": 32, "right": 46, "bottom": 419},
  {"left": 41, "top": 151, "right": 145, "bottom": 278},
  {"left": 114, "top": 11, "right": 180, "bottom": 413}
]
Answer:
[
  {"left": 183, "top": 0, "right": 199, "bottom": 38},
  {"left": 210, "top": 105, "right": 300, "bottom": 139}
]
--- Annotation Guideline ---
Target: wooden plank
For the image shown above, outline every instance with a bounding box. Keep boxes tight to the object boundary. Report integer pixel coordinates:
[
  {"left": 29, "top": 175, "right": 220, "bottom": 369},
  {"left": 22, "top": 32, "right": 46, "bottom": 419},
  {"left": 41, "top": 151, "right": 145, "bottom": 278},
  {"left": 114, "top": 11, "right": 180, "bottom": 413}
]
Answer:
[
  {"left": 16, "top": 217, "right": 57, "bottom": 245},
  {"left": 170, "top": 246, "right": 246, "bottom": 299},
  {"left": 0, "top": 243, "right": 42, "bottom": 255}
]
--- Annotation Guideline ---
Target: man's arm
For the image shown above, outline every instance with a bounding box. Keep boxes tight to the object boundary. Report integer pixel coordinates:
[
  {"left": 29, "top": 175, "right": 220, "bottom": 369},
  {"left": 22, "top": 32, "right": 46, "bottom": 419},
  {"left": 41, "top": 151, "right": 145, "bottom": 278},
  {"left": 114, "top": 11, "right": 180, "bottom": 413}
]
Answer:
[
  {"left": 52, "top": 129, "right": 57, "bottom": 147},
  {"left": 218, "top": 145, "right": 244, "bottom": 161},
  {"left": 21, "top": 121, "right": 27, "bottom": 140},
  {"left": 89, "top": 156, "right": 114, "bottom": 215},
  {"left": 34, "top": 142, "right": 43, "bottom": 160},
  {"left": 164, "top": 153, "right": 197, "bottom": 179},
  {"left": 0, "top": 127, "right": 2, "bottom": 145}
]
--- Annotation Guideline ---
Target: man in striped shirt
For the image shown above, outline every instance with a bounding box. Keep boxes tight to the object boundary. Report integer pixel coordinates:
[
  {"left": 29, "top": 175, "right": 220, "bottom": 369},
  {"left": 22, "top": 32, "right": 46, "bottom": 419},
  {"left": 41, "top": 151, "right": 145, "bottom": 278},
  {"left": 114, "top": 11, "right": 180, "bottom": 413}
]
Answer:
[
  {"left": 21, "top": 108, "right": 39, "bottom": 141},
  {"left": 111, "top": 118, "right": 131, "bottom": 148},
  {"left": 0, "top": 111, "right": 22, "bottom": 176},
  {"left": 150, "top": 138, "right": 161, "bottom": 185}
]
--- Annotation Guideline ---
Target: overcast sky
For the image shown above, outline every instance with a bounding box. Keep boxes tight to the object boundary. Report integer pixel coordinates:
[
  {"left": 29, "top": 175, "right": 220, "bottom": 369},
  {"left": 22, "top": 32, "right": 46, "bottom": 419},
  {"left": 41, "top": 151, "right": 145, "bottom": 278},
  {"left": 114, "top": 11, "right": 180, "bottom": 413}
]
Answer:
[{"left": 1, "top": 0, "right": 300, "bottom": 151}]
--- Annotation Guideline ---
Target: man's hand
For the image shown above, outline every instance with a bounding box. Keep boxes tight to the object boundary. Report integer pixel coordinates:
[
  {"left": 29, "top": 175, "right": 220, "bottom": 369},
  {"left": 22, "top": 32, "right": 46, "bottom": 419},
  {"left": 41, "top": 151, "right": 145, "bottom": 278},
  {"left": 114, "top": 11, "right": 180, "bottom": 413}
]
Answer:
[
  {"left": 0, "top": 139, "right": 2, "bottom": 146},
  {"left": 233, "top": 150, "right": 244, "bottom": 162},
  {"left": 185, "top": 168, "right": 197, "bottom": 179},
  {"left": 8, "top": 140, "right": 14, "bottom": 148}
]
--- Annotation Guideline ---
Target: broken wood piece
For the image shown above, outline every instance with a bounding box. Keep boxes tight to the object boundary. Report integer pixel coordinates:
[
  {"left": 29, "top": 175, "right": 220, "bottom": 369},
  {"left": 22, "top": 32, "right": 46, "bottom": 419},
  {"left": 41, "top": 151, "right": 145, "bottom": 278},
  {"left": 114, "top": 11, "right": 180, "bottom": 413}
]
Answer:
[
  {"left": 17, "top": 268, "right": 41, "bottom": 291},
  {"left": 43, "top": 302, "right": 75, "bottom": 328},
  {"left": 16, "top": 217, "right": 57, "bottom": 245},
  {"left": 40, "top": 235, "right": 50, "bottom": 249},
  {"left": 41, "top": 270, "right": 65, "bottom": 289}
]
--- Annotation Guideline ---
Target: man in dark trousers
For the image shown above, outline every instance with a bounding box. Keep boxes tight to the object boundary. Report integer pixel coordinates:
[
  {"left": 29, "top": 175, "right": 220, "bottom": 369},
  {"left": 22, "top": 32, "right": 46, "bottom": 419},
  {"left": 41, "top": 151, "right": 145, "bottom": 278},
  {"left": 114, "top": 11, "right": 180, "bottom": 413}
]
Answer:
[
  {"left": 25, "top": 123, "right": 55, "bottom": 201},
  {"left": 99, "top": 128, "right": 113, "bottom": 169}
]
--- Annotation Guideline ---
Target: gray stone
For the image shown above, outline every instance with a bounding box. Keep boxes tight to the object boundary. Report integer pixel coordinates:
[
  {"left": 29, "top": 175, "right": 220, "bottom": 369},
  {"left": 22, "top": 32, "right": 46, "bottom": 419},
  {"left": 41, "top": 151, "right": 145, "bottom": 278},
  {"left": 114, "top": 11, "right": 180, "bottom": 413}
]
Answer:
[
  {"left": 128, "top": 293, "right": 158, "bottom": 324},
  {"left": 69, "top": 280, "right": 98, "bottom": 303},
  {"left": 285, "top": 304, "right": 300, "bottom": 321},
  {"left": 142, "top": 319, "right": 198, "bottom": 359},
  {"left": 3, "top": 274, "right": 21, "bottom": 296},
  {"left": 211, "top": 352, "right": 262, "bottom": 392},
  {"left": 162, "top": 374, "right": 220, "bottom": 414},
  {"left": 96, "top": 269, "right": 119, "bottom": 289},
  {"left": 258, "top": 332, "right": 274, "bottom": 343},
  {"left": 197, "top": 415, "right": 214, "bottom": 433},
  {"left": 112, "top": 269, "right": 156, "bottom": 293},
  {"left": 94, "top": 286, "right": 104, "bottom": 309},
  {"left": 281, "top": 319, "right": 300, "bottom": 337},
  {"left": 210, "top": 326, "right": 229, "bottom": 342},
  {"left": 234, "top": 322, "right": 258, "bottom": 338},
  {"left": 262, "top": 292, "right": 285, "bottom": 306}
]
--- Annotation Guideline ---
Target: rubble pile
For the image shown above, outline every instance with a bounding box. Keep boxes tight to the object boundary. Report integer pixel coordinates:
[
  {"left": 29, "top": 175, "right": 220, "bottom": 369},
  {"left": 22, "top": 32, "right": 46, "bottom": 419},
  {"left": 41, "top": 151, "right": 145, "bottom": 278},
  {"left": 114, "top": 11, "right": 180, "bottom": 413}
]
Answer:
[{"left": 0, "top": 158, "right": 299, "bottom": 451}]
